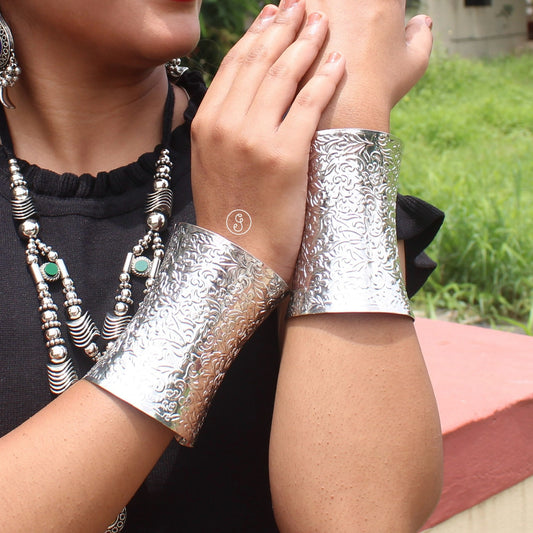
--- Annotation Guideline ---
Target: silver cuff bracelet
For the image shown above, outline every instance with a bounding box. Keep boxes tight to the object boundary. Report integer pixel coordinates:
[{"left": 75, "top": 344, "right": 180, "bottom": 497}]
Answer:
[
  {"left": 86, "top": 223, "right": 288, "bottom": 446},
  {"left": 288, "top": 128, "right": 412, "bottom": 318}
]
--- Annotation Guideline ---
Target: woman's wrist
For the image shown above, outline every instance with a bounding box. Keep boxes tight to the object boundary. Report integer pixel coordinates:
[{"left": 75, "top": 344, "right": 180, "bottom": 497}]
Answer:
[
  {"left": 86, "top": 223, "right": 288, "bottom": 446},
  {"left": 288, "top": 128, "right": 411, "bottom": 318}
]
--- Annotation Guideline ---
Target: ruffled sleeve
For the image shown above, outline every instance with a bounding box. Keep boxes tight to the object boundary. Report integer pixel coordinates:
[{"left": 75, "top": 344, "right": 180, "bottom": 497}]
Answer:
[{"left": 396, "top": 194, "right": 444, "bottom": 297}]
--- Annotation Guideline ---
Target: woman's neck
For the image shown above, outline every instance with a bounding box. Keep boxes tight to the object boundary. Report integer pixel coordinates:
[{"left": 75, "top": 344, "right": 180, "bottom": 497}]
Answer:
[{"left": 3, "top": 65, "right": 188, "bottom": 176}]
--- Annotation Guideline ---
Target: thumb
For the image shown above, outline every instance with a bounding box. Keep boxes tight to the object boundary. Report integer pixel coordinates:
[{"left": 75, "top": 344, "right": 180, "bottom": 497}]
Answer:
[{"left": 405, "top": 14, "right": 434, "bottom": 75}]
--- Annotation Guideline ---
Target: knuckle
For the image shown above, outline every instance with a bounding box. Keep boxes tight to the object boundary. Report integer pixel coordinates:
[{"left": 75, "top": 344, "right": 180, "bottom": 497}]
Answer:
[
  {"left": 368, "top": 4, "right": 389, "bottom": 23},
  {"left": 294, "top": 90, "right": 317, "bottom": 109},
  {"left": 190, "top": 115, "right": 205, "bottom": 140},
  {"left": 263, "top": 148, "right": 284, "bottom": 170},
  {"left": 218, "top": 49, "right": 238, "bottom": 71},
  {"left": 267, "top": 62, "right": 290, "bottom": 80},
  {"left": 246, "top": 22, "right": 263, "bottom": 36},
  {"left": 243, "top": 43, "right": 269, "bottom": 64},
  {"left": 273, "top": 13, "right": 293, "bottom": 26},
  {"left": 211, "top": 121, "right": 232, "bottom": 144},
  {"left": 235, "top": 134, "right": 258, "bottom": 156}
]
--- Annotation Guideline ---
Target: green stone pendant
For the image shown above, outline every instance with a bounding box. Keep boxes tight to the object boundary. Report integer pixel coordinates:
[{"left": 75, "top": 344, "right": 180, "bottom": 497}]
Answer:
[
  {"left": 41, "top": 261, "right": 61, "bottom": 282},
  {"left": 131, "top": 256, "right": 151, "bottom": 278}
]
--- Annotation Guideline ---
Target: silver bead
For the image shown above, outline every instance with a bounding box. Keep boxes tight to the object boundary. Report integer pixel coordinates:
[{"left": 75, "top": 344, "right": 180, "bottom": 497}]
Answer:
[
  {"left": 42, "top": 310, "right": 57, "bottom": 322},
  {"left": 26, "top": 255, "right": 38, "bottom": 265},
  {"left": 48, "top": 251, "right": 59, "bottom": 262},
  {"left": 119, "top": 272, "right": 130, "bottom": 283},
  {"left": 19, "top": 219, "right": 40, "bottom": 238},
  {"left": 49, "top": 345, "right": 68, "bottom": 363},
  {"left": 154, "top": 178, "right": 169, "bottom": 190},
  {"left": 154, "top": 249, "right": 164, "bottom": 259},
  {"left": 114, "top": 302, "right": 129, "bottom": 316},
  {"left": 146, "top": 212, "right": 166, "bottom": 231},
  {"left": 45, "top": 327, "right": 62, "bottom": 341},
  {"left": 12, "top": 186, "right": 28, "bottom": 200},
  {"left": 67, "top": 305, "right": 82, "bottom": 320},
  {"left": 36, "top": 282, "right": 48, "bottom": 292},
  {"left": 120, "top": 289, "right": 132, "bottom": 299},
  {"left": 85, "top": 343, "right": 99, "bottom": 359},
  {"left": 133, "top": 244, "right": 143, "bottom": 255},
  {"left": 65, "top": 291, "right": 77, "bottom": 301},
  {"left": 145, "top": 278, "right": 154, "bottom": 289},
  {"left": 63, "top": 278, "right": 74, "bottom": 289}
]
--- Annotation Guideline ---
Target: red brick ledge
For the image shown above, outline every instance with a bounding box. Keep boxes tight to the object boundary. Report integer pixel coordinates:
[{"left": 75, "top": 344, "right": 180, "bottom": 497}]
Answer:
[{"left": 415, "top": 318, "right": 533, "bottom": 529}]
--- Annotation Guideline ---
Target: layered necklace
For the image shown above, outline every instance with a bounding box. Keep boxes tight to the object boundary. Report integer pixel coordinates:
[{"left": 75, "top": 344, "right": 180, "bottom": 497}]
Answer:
[
  {"left": 9, "top": 149, "right": 172, "bottom": 392},
  {"left": 3, "top": 69, "right": 186, "bottom": 532}
]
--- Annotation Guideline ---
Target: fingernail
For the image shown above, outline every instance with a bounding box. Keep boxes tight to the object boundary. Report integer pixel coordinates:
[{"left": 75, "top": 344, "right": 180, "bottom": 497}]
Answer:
[
  {"left": 283, "top": 0, "right": 300, "bottom": 10},
  {"left": 260, "top": 4, "right": 277, "bottom": 19},
  {"left": 425, "top": 16, "right": 433, "bottom": 29},
  {"left": 327, "top": 51, "right": 342, "bottom": 63},
  {"left": 307, "top": 12, "right": 323, "bottom": 25}
]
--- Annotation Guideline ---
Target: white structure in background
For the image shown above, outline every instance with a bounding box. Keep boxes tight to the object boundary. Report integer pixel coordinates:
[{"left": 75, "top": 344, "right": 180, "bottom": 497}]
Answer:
[{"left": 420, "top": 0, "right": 528, "bottom": 57}]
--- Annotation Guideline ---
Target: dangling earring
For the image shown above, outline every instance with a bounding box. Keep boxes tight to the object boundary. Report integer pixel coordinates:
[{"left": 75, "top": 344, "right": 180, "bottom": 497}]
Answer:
[
  {"left": 0, "top": 12, "right": 21, "bottom": 109},
  {"left": 165, "top": 58, "right": 188, "bottom": 81}
]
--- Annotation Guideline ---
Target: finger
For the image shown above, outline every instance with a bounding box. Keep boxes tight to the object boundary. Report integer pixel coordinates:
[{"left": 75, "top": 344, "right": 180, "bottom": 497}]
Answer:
[
  {"left": 248, "top": 11, "right": 329, "bottom": 128},
  {"left": 201, "top": 4, "right": 279, "bottom": 110},
  {"left": 278, "top": 52, "right": 346, "bottom": 150},
  {"left": 217, "top": 0, "right": 308, "bottom": 118},
  {"left": 405, "top": 14, "right": 433, "bottom": 75}
]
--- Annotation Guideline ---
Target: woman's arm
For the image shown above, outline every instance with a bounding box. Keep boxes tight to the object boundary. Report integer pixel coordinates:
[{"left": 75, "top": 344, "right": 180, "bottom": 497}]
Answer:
[
  {"left": 271, "top": 294, "right": 443, "bottom": 533},
  {"left": 304, "top": 0, "right": 434, "bottom": 131},
  {"left": 0, "top": 3, "right": 344, "bottom": 530},
  {"left": 0, "top": 381, "right": 174, "bottom": 532},
  {"left": 270, "top": 2, "right": 443, "bottom": 532}
]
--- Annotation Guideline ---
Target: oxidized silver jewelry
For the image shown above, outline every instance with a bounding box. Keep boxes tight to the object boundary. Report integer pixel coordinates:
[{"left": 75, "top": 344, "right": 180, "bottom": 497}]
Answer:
[
  {"left": 288, "top": 129, "right": 412, "bottom": 318},
  {"left": 10, "top": 150, "right": 174, "bottom": 394},
  {"left": 0, "top": 12, "right": 21, "bottom": 109},
  {"left": 165, "top": 58, "right": 188, "bottom": 81},
  {"left": 86, "top": 223, "right": 289, "bottom": 447}
]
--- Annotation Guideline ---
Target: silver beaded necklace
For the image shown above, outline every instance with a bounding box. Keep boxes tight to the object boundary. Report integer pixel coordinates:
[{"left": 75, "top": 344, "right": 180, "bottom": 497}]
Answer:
[
  {"left": 4, "top": 69, "right": 188, "bottom": 396},
  {"left": 9, "top": 148, "right": 173, "bottom": 394}
]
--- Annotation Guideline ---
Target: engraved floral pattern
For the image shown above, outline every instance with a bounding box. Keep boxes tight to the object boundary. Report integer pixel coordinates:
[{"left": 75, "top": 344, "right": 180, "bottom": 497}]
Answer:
[
  {"left": 288, "top": 129, "right": 412, "bottom": 318},
  {"left": 86, "top": 223, "right": 288, "bottom": 447}
]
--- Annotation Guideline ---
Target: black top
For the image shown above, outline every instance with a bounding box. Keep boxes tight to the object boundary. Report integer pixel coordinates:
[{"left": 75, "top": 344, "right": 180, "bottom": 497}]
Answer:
[{"left": 0, "top": 70, "right": 444, "bottom": 532}]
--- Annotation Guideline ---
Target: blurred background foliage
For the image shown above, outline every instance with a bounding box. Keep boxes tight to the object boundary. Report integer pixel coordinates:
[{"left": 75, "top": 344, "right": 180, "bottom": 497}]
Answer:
[{"left": 187, "top": 0, "right": 264, "bottom": 80}]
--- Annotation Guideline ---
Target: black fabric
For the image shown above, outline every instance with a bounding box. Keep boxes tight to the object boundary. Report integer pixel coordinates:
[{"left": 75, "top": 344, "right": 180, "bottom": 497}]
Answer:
[
  {"left": 0, "top": 69, "right": 442, "bottom": 532},
  {"left": 397, "top": 194, "right": 444, "bottom": 297}
]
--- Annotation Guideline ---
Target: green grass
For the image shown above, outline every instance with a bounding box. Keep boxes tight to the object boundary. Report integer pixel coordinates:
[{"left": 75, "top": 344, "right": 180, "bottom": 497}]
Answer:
[{"left": 391, "top": 52, "right": 533, "bottom": 331}]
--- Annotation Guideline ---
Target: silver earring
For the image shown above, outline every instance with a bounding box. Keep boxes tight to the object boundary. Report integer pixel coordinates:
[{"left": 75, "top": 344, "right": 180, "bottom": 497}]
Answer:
[
  {"left": 0, "top": 12, "right": 20, "bottom": 109},
  {"left": 165, "top": 58, "right": 188, "bottom": 81}
]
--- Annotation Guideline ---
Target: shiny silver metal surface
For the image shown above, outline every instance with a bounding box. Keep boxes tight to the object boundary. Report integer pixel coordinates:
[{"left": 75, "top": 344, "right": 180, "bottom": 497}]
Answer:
[
  {"left": 288, "top": 128, "right": 412, "bottom": 318},
  {"left": 86, "top": 223, "right": 288, "bottom": 446}
]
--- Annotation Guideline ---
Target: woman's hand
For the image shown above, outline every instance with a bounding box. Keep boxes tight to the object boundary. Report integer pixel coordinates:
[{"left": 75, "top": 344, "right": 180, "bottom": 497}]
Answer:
[
  {"left": 191, "top": 0, "right": 345, "bottom": 282},
  {"left": 304, "top": 0, "right": 434, "bottom": 131}
]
